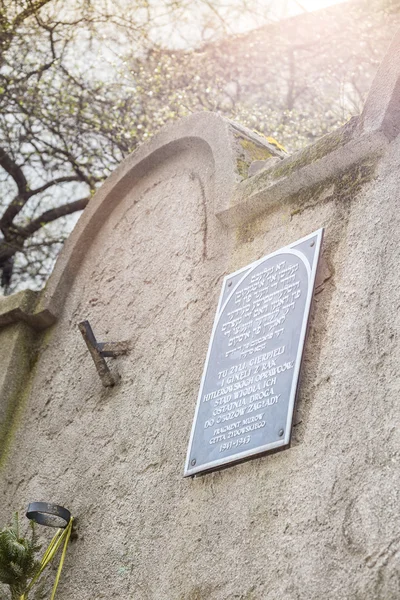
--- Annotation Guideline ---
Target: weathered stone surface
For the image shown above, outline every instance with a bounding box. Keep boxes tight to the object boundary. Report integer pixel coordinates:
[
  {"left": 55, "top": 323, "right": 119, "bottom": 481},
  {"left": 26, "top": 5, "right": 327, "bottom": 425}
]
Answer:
[
  {"left": 0, "top": 289, "right": 55, "bottom": 330},
  {"left": 361, "top": 28, "right": 400, "bottom": 140},
  {"left": 0, "top": 290, "right": 38, "bottom": 326},
  {"left": 0, "top": 34, "right": 400, "bottom": 600},
  {"left": 248, "top": 158, "right": 281, "bottom": 176},
  {"left": 0, "top": 290, "right": 51, "bottom": 464},
  {"left": 0, "top": 321, "right": 36, "bottom": 465}
]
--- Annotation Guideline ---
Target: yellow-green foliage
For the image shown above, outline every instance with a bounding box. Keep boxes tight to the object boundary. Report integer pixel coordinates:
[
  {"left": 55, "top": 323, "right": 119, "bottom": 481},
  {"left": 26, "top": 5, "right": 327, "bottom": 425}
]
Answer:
[
  {"left": 234, "top": 134, "right": 278, "bottom": 180},
  {"left": 239, "top": 138, "right": 273, "bottom": 161},
  {"left": 236, "top": 158, "right": 251, "bottom": 179},
  {"left": 266, "top": 136, "right": 287, "bottom": 153}
]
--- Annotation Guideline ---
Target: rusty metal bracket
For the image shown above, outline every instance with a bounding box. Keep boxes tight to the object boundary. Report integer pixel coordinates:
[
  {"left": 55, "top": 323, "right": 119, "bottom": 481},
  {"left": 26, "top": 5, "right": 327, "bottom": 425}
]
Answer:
[{"left": 78, "top": 320, "right": 129, "bottom": 387}]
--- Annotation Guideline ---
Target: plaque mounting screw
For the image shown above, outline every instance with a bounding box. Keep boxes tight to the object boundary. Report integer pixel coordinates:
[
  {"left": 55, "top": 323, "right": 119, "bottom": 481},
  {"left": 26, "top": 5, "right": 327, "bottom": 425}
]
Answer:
[
  {"left": 278, "top": 429, "right": 284, "bottom": 437},
  {"left": 227, "top": 281, "right": 232, "bottom": 287},
  {"left": 310, "top": 241, "right": 315, "bottom": 247},
  {"left": 191, "top": 459, "right": 196, "bottom": 466}
]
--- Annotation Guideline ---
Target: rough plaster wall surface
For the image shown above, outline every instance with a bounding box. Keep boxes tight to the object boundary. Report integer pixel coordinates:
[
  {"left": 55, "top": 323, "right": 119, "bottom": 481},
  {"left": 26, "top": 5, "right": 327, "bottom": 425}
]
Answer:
[
  {"left": 0, "top": 122, "right": 399, "bottom": 600},
  {"left": 0, "top": 322, "right": 35, "bottom": 452}
]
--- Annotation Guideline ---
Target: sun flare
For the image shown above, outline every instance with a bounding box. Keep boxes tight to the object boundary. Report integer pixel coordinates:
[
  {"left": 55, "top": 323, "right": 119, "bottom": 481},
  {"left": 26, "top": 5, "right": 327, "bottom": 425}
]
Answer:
[{"left": 298, "top": 0, "right": 347, "bottom": 10}]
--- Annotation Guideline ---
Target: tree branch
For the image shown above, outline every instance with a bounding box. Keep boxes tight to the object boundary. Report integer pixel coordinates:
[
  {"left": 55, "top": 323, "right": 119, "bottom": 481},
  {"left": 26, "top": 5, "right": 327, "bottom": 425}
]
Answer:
[
  {"left": 28, "top": 176, "right": 84, "bottom": 197},
  {"left": 0, "top": 146, "right": 30, "bottom": 230},
  {"left": 0, "top": 146, "right": 28, "bottom": 195},
  {"left": 0, "top": 0, "right": 53, "bottom": 63},
  {"left": 12, "top": 0, "right": 52, "bottom": 30},
  {"left": 21, "top": 196, "right": 90, "bottom": 236}
]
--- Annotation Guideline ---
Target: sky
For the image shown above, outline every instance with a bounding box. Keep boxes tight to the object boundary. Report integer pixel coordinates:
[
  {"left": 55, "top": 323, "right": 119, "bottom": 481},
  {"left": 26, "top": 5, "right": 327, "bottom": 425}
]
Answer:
[
  {"left": 297, "top": 0, "right": 347, "bottom": 9},
  {"left": 270, "top": 0, "right": 348, "bottom": 20},
  {"left": 149, "top": 0, "right": 350, "bottom": 49}
]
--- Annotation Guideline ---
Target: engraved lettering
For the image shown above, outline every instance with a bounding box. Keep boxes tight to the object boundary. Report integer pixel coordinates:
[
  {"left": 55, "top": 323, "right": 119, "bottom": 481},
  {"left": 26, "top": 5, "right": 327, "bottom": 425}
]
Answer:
[{"left": 186, "top": 231, "right": 323, "bottom": 475}]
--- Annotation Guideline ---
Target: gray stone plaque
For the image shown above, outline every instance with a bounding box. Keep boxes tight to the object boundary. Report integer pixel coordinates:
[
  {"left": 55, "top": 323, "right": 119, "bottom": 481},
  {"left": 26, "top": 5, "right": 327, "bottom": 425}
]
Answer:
[{"left": 184, "top": 229, "right": 324, "bottom": 477}]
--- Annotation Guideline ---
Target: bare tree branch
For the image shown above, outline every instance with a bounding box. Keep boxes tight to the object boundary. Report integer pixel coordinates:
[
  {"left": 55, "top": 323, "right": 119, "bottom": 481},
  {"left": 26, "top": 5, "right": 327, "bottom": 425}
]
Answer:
[
  {"left": 21, "top": 196, "right": 90, "bottom": 236},
  {"left": 28, "top": 176, "right": 84, "bottom": 197},
  {"left": 12, "top": 0, "right": 52, "bottom": 30},
  {"left": 0, "top": 0, "right": 52, "bottom": 61},
  {"left": 0, "top": 146, "right": 28, "bottom": 195}
]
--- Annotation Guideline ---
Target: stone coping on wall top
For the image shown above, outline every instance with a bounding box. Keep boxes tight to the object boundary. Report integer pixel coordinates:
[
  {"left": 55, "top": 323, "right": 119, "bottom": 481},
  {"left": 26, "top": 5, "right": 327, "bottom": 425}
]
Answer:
[
  {"left": 218, "top": 124, "right": 389, "bottom": 227},
  {"left": 0, "top": 289, "right": 53, "bottom": 331}
]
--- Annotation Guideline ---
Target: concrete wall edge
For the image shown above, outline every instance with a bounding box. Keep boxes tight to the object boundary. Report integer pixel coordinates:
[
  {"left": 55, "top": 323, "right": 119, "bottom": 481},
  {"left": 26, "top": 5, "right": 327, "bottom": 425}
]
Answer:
[{"left": 217, "top": 129, "right": 389, "bottom": 227}]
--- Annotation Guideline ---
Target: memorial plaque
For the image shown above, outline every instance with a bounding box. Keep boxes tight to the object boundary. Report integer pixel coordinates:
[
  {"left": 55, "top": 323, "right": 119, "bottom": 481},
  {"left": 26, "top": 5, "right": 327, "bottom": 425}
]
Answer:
[{"left": 184, "top": 229, "right": 324, "bottom": 477}]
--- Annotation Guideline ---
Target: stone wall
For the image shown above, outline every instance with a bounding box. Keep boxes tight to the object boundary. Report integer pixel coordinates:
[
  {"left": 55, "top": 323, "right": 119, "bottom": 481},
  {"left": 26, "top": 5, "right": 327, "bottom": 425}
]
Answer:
[{"left": 0, "top": 29, "right": 399, "bottom": 600}]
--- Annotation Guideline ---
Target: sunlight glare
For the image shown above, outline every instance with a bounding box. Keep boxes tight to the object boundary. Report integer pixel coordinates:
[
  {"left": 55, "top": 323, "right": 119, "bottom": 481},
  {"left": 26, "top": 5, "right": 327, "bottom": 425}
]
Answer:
[{"left": 298, "top": 0, "right": 348, "bottom": 10}]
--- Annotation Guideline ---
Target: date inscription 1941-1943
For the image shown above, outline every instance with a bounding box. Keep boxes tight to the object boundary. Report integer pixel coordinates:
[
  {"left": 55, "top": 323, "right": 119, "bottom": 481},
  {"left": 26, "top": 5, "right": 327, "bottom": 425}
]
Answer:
[{"left": 184, "top": 229, "right": 324, "bottom": 477}]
